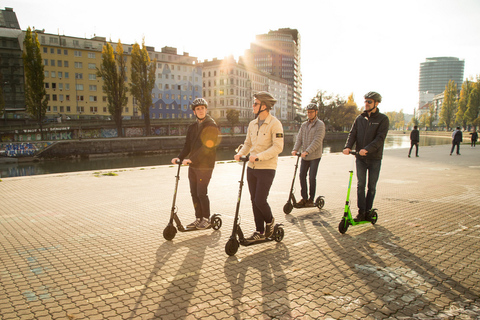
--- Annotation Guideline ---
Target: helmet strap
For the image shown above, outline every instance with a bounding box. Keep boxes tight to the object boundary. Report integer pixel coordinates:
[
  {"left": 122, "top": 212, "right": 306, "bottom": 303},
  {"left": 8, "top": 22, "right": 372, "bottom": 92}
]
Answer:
[{"left": 255, "top": 106, "right": 268, "bottom": 119}]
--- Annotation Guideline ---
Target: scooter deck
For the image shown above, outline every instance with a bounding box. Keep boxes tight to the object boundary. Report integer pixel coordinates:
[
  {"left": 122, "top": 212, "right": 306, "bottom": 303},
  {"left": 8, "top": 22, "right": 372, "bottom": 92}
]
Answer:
[{"left": 178, "top": 225, "right": 213, "bottom": 232}]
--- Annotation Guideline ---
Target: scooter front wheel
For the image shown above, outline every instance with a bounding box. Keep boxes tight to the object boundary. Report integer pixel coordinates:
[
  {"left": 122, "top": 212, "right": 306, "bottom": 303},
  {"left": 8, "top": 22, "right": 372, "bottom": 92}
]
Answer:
[
  {"left": 283, "top": 202, "right": 293, "bottom": 214},
  {"left": 315, "top": 196, "right": 325, "bottom": 210},
  {"left": 163, "top": 225, "right": 177, "bottom": 241},
  {"left": 225, "top": 238, "right": 239, "bottom": 256},
  {"left": 338, "top": 219, "right": 349, "bottom": 234}
]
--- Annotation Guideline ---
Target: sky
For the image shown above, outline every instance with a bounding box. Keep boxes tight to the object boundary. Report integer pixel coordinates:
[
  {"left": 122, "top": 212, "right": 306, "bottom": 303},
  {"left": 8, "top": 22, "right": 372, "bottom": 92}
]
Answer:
[{"left": 6, "top": 0, "right": 480, "bottom": 115}]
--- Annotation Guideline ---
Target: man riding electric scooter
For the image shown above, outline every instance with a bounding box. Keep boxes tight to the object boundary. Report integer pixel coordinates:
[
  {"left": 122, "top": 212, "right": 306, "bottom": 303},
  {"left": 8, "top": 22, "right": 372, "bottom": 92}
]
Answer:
[{"left": 342, "top": 91, "right": 389, "bottom": 222}]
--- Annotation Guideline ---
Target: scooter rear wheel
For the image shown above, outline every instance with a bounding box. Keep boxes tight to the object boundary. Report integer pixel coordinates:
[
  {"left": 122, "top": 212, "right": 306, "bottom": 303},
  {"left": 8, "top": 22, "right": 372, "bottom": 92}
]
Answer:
[
  {"left": 283, "top": 202, "right": 293, "bottom": 214},
  {"left": 338, "top": 219, "right": 349, "bottom": 234},
  {"left": 163, "top": 225, "right": 177, "bottom": 240},
  {"left": 274, "top": 226, "right": 285, "bottom": 242},
  {"left": 370, "top": 210, "right": 378, "bottom": 225},
  {"left": 225, "top": 238, "right": 239, "bottom": 256},
  {"left": 211, "top": 216, "right": 222, "bottom": 230},
  {"left": 315, "top": 196, "right": 325, "bottom": 209}
]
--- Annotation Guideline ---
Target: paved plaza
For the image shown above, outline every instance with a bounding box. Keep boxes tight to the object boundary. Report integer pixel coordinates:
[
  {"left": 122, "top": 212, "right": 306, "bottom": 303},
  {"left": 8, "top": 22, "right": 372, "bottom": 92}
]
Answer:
[{"left": 0, "top": 144, "right": 479, "bottom": 319}]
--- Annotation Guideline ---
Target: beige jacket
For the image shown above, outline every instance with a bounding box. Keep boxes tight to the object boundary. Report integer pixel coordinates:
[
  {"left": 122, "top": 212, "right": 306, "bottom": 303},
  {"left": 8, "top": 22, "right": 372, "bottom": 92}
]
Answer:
[{"left": 238, "top": 113, "right": 284, "bottom": 170}]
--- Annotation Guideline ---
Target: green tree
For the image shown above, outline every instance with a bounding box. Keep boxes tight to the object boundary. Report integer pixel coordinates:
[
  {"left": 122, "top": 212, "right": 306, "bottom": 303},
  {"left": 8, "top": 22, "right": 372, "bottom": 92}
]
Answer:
[
  {"left": 456, "top": 79, "right": 474, "bottom": 129},
  {"left": 311, "top": 90, "right": 358, "bottom": 131},
  {"left": 97, "top": 41, "right": 128, "bottom": 137},
  {"left": 427, "top": 102, "right": 436, "bottom": 129},
  {"left": 439, "top": 80, "right": 458, "bottom": 131},
  {"left": 226, "top": 109, "right": 240, "bottom": 135},
  {"left": 130, "top": 40, "right": 156, "bottom": 136},
  {"left": 23, "top": 27, "right": 48, "bottom": 140},
  {"left": 409, "top": 109, "right": 419, "bottom": 128},
  {"left": 419, "top": 113, "right": 428, "bottom": 130},
  {"left": 465, "top": 84, "right": 480, "bottom": 130}
]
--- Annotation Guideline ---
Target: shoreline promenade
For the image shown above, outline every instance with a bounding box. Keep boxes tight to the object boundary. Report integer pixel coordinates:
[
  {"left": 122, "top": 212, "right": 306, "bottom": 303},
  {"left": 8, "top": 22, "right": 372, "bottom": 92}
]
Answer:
[{"left": 1, "top": 144, "right": 479, "bottom": 319}]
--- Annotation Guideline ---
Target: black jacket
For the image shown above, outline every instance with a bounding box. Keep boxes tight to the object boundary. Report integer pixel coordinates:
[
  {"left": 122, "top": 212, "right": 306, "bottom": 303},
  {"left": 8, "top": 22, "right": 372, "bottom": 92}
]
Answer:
[
  {"left": 410, "top": 129, "right": 419, "bottom": 143},
  {"left": 344, "top": 108, "right": 389, "bottom": 160},
  {"left": 178, "top": 114, "right": 219, "bottom": 169}
]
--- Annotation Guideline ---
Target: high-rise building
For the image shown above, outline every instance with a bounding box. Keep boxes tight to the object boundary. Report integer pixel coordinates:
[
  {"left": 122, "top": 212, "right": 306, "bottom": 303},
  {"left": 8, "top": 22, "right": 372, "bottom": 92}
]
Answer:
[
  {"left": 199, "top": 56, "right": 289, "bottom": 122},
  {"left": 418, "top": 57, "right": 464, "bottom": 110},
  {"left": 0, "top": 7, "right": 25, "bottom": 120},
  {"left": 244, "top": 28, "right": 302, "bottom": 120}
]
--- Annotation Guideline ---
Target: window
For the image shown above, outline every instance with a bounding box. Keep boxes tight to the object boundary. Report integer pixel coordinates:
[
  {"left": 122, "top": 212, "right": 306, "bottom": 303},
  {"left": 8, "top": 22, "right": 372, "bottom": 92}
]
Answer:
[
  {"left": 89, "top": 96, "right": 97, "bottom": 102},
  {"left": 89, "top": 85, "right": 97, "bottom": 91},
  {"left": 64, "top": 49, "right": 68, "bottom": 55},
  {"left": 44, "top": 59, "right": 48, "bottom": 66},
  {"left": 51, "top": 71, "right": 56, "bottom": 78},
  {"left": 77, "top": 95, "right": 84, "bottom": 101},
  {"left": 88, "top": 63, "right": 96, "bottom": 69},
  {"left": 103, "top": 107, "right": 107, "bottom": 112},
  {"left": 57, "top": 60, "right": 62, "bottom": 67},
  {"left": 45, "top": 83, "right": 50, "bottom": 89},
  {"left": 64, "top": 61, "right": 69, "bottom": 67},
  {"left": 89, "top": 74, "right": 97, "bottom": 80},
  {"left": 74, "top": 62, "right": 83, "bottom": 68},
  {"left": 75, "top": 73, "right": 83, "bottom": 79},
  {"left": 50, "top": 48, "right": 54, "bottom": 54},
  {"left": 58, "top": 72, "right": 63, "bottom": 78},
  {"left": 74, "top": 50, "right": 82, "bottom": 57},
  {"left": 59, "top": 94, "right": 64, "bottom": 101},
  {"left": 88, "top": 52, "right": 96, "bottom": 58},
  {"left": 65, "top": 72, "right": 69, "bottom": 79},
  {"left": 59, "top": 83, "right": 63, "bottom": 90},
  {"left": 66, "top": 106, "right": 71, "bottom": 112},
  {"left": 65, "top": 84, "right": 70, "bottom": 90},
  {"left": 51, "top": 60, "right": 55, "bottom": 66},
  {"left": 52, "top": 83, "right": 56, "bottom": 90},
  {"left": 52, "top": 94, "right": 57, "bottom": 101},
  {"left": 76, "top": 84, "right": 84, "bottom": 90},
  {"left": 43, "top": 47, "right": 47, "bottom": 53},
  {"left": 66, "top": 95, "right": 70, "bottom": 101},
  {"left": 57, "top": 49, "right": 61, "bottom": 54}
]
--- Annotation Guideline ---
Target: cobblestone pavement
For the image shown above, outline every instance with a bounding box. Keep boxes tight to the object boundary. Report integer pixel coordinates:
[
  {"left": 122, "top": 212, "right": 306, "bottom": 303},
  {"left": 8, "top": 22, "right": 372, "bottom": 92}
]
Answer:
[{"left": 1, "top": 144, "right": 479, "bottom": 320}]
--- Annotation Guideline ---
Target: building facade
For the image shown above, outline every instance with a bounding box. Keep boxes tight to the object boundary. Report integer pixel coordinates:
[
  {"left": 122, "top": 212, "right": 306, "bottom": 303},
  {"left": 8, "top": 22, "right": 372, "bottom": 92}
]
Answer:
[
  {"left": 244, "top": 28, "right": 302, "bottom": 120},
  {"left": 418, "top": 57, "right": 465, "bottom": 112},
  {"left": 199, "top": 56, "right": 289, "bottom": 122},
  {"left": 0, "top": 7, "right": 25, "bottom": 120}
]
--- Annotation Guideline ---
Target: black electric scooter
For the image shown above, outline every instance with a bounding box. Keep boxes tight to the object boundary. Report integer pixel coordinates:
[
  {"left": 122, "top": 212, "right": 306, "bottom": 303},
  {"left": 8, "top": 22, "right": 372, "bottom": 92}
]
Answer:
[
  {"left": 163, "top": 160, "right": 222, "bottom": 240},
  {"left": 338, "top": 151, "right": 378, "bottom": 234},
  {"left": 283, "top": 152, "right": 325, "bottom": 214},
  {"left": 225, "top": 156, "right": 285, "bottom": 256}
]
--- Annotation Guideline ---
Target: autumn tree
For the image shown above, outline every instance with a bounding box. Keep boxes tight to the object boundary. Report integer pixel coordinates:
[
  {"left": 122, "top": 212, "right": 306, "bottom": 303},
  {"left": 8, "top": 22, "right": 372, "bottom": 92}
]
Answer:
[
  {"left": 439, "top": 80, "right": 458, "bottom": 131},
  {"left": 97, "top": 41, "right": 128, "bottom": 137},
  {"left": 23, "top": 27, "right": 48, "bottom": 140},
  {"left": 311, "top": 90, "right": 358, "bottom": 131},
  {"left": 130, "top": 40, "right": 156, "bottom": 135},
  {"left": 456, "top": 79, "right": 474, "bottom": 129},
  {"left": 226, "top": 109, "right": 240, "bottom": 135},
  {"left": 465, "top": 80, "right": 480, "bottom": 130},
  {"left": 427, "top": 102, "right": 436, "bottom": 129}
]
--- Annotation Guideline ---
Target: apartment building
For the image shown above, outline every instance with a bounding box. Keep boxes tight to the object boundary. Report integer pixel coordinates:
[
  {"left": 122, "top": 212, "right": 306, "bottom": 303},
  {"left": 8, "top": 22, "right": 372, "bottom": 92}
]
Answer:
[
  {"left": 199, "top": 55, "right": 289, "bottom": 121},
  {"left": 244, "top": 28, "right": 302, "bottom": 120}
]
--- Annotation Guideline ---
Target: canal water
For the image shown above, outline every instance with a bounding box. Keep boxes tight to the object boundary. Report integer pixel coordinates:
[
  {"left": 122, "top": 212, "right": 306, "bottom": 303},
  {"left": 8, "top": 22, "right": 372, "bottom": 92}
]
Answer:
[{"left": 0, "top": 135, "right": 450, "bottom": 178}]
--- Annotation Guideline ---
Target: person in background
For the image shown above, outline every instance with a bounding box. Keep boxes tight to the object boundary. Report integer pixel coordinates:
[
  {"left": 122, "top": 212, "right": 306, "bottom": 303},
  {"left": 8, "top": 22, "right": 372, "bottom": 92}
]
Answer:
[
  {"left": 171, "top": 98, "right": 219, "bottom": 229},
  {"left": 291, "top": 103, "right": 325, "bottom": 207},
  {"left": 408, "top": 125, "right": 420, "bottom": 157},
  {"left": 343, "top": 91, "right": 389, "bottom": 222},
  {"left": 450, "top": 126, "right": 463, "bottom": 155},
  {"left": 234, "top": 91, "right": 284, "bottom": 242},
  {"left": 470, "top": 129, "right": 478, "bottom": 148}
]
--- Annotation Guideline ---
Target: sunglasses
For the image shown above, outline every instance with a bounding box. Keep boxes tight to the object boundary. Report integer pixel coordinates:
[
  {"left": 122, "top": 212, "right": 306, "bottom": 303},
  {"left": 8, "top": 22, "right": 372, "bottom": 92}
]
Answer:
[
  {"left": 253, "top": 102, "right": 262, "bottom": 107},
  {"left": 365, "top": 100, "right": 374, "bottom": 104}
]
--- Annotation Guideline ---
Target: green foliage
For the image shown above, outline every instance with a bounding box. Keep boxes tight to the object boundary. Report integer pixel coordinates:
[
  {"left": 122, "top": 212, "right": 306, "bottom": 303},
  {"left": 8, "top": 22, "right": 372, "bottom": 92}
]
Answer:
[
  {"left": 226, "top": 109, "right": 240, "bottom": 135},
  {"left": 439, "top": 80, "right": 458, "bottom": 131},
  {"left": 130, "top": 39, "right": 156, "bottom": 136},
  {"left": 23, "top": 27, "right": 48, "bottom": 139},
  {"left": 385, "top": 109, "right": 405, "bottom": 130},
  {"left": 465, "top": 84, "right": 480, "bottom": 129},
  {"left": 97, "top": 41, "right": 128, "bottom": 137},
  {"left": 456, "top": 79, "right": 474, "bottom": 129},
  {"left": 310, "top": 90, "right": 359, "bottom": 131}
]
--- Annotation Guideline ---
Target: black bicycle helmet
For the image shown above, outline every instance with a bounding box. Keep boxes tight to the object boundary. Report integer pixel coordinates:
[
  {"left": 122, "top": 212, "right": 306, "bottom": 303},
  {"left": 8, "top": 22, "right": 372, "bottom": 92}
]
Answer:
[
  {"left": 253, "top": 91, "right": 277, "bottom": 109},
  {"left": 364, "top": 91, "right": 382, "bottom": 103},
  {"left": 306, "top": 103, "right": 318, "bottom": 111},
  {"left": 191, "top": 98, "right": 208, "bottom": 110}
]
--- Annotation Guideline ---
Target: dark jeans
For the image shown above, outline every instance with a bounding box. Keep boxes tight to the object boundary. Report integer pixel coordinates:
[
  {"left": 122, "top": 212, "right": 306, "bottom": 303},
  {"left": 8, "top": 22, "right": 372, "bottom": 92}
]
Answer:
[
  {"left": 356, "top": 158, "right": 382, "bottom": 214},
  {"left": 247, "top": 168, "right": 275, "bottom": 233},
  {"left": 450, "top": 142, "right": 461, "bottom": 154},
  {"left": 408, "top": 142, "right": 419, "bottom": 156},
  {"left": 188, "top": 167, "right": 213, "bottom": 219},
  {"left": 299, "top": 157, "right": 321, "bottom": 200}
]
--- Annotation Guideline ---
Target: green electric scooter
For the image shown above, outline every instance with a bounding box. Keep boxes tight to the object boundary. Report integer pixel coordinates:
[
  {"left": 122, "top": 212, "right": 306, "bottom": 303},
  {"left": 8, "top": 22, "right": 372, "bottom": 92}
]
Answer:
[{"left": 338, "top": 151, "right": 378, "bottom": 234}]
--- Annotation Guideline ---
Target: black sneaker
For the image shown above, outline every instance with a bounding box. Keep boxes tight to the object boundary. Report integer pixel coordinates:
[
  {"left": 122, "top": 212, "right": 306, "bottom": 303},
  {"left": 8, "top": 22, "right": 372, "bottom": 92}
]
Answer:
[
  {"left": 295, "top": 199, "right": 307, "bottom": 208},
  {"left": 265, "top": 218, "right": 275, "bottom": 238},
  {"left": 354, "top": 211, "right": 365, "bottom": 222},
  {"left": 245, "top": 232, "right": 265, "bottom": 243}
]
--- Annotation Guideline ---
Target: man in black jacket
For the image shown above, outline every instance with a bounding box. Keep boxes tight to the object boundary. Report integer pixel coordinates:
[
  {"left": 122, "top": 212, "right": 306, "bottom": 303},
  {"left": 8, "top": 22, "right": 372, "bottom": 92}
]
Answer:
[
  {"left": 343, "top": 91, "right": 389, "bottom": 221},
  {"left": 408, "top": 125, "right": 420, "bottom": 157},
  {"left": 171, "top": 98, "right": 219, "bottom": 229}
]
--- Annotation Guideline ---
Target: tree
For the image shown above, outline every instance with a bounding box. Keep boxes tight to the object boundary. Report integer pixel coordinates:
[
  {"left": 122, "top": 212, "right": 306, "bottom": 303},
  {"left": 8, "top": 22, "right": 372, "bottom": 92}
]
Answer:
[
  {"left": 427, "top": 102, "right": 436, "bottom": 129},
  {"left": 419, "top": 113, "right": 428, "bottom": 130},
  {"left": 465, "top": 84, "right": 480, "bottom": 130},
  {"left": 439, "top": 80, "right": 458, "bottom": 131},
  {"left": 226, "top": 109, "right": 240, "bottom": 135},
  {"left": 130, "top": 40, "right": 156, "bottom": 136},
  {"left": 409, "top": 109, "right": 419, "bottom": 128},
  {"left": 311, "top": 90, "right": 358, "bottom": 131},
  {"left": 97, "top": 41, "right": 128, "bottom": 137},
  {"left": 456, "top": 79, "right": 474, "bottom": 129},
  {"left": 23, "top": 27, "right": 48, "bottom": 140}
]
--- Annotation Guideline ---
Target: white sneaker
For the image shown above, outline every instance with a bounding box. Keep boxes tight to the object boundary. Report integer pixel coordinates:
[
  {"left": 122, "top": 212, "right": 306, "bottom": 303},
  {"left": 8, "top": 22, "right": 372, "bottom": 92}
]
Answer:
[{"left": 197, "top": 218, "right": 211, "bottom": 229}]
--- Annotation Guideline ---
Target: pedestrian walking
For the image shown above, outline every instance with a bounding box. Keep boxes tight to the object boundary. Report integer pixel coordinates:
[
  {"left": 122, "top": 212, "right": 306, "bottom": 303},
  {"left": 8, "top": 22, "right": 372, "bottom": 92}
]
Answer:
[
  {"left": 450, "top": 127, "right": 462, "bottom": 155},
  {"left": 408, "top": 125, "right": 420, "bottom": 157},
  {"left": 470, "top": 130, "right": 478, "bottom": 147}
]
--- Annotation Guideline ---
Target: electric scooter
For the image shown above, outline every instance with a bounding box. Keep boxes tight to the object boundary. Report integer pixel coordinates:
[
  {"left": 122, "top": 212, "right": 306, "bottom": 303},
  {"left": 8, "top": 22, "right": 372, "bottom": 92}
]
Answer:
[
  {"left": 163, "top": 160, "right": 222, "bottom": 240},
  {"left": 283, "top": 152, "right": 325, "bottom": 214},
  {"left": 338, "top": 151, "right": 378, "bottom": 234},
  {"left": 225, "top": 156, "right": 285, "bottom": 256}
]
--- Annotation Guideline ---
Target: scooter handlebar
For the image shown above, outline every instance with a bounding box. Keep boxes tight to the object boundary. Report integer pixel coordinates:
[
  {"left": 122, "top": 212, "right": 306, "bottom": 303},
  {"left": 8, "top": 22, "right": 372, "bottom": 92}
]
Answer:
[{"left": 350, "top": 151, "right": 356, "bottom": 155}]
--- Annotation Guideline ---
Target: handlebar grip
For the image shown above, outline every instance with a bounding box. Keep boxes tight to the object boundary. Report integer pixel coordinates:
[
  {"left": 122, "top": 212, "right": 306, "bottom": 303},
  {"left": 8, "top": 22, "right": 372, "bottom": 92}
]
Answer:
[{"left": 350, "top": 151, "right": 356, "bottom": 155}]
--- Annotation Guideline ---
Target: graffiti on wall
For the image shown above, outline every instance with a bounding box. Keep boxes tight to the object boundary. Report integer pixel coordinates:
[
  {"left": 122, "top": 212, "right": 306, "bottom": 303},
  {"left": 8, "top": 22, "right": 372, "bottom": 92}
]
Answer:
[
  {"left": 101, "top": 129, "right": 118, "bottom": 138},
  {"left": 125, "top": 127, "right": 144, "bottom": 137},
  {"left": 0, "top": 142, "right": 52, "bottom": 157}
]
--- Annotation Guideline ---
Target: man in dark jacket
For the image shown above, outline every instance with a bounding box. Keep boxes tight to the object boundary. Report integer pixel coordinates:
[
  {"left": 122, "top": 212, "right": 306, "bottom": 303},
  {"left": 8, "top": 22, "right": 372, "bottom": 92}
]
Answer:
[
  {"left": 408, "top": 125, "right": 420, "bottom": 157},
  {"left": 171, "top": 98, "right": 219, "bottom": 229},
  {"left": 343, "top": 91, "right": 389, "bottom": 221},
  {"left": 450, "top": 127, "right": 463, "bottom": 155}
]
